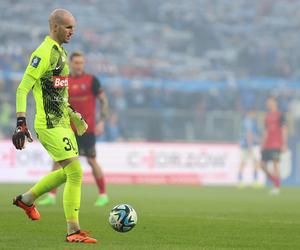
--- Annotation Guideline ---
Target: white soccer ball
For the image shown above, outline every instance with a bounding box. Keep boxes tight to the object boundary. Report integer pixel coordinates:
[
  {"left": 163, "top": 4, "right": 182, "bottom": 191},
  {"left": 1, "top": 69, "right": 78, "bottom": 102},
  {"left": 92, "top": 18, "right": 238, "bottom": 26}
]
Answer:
[{"left": 108, "top": 204, "right": 138, "bottom": 232}]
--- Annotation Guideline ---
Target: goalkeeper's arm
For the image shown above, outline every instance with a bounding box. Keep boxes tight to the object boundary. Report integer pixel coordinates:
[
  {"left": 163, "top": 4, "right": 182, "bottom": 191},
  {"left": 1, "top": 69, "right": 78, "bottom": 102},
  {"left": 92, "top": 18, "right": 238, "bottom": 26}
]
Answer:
[
  {"left": 16, "top": 74, "right": 35, "bottom": 116},
  {"left": 12, "top": 74, "right": 35, "bottom": 149}
]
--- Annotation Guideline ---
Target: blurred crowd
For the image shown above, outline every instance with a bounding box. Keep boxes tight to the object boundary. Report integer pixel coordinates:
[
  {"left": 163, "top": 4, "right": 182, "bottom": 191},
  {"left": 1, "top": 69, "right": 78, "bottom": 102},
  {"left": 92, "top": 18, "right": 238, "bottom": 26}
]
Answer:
[
  {"left": 2, "top": 76, "right": 300, "bottom": 141},
  {"left": 1, "top": 0, "right": 300, "bottom": 141},
  {"left": 1, "top": 0, "right": 300, "bottom": 80}
]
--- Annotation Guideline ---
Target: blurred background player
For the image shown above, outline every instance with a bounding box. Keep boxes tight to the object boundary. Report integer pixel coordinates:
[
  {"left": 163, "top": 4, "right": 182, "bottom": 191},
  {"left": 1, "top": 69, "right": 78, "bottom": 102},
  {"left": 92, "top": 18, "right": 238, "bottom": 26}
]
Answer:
[
  {"left": 260, "top": 97, "right": 288, "bottom": 195},
  {"left": 237, "top": 108, "right": 261, "bottom": 188},
  {"left": 38, "top": 51, "right": 109, "bottom": 207}
]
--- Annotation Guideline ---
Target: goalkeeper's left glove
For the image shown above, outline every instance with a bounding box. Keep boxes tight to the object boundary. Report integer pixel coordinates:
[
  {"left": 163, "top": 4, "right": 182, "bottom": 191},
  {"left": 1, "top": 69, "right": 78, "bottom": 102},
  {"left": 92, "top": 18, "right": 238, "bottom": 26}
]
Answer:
[{"left": 68, "top": 105, "right": 88, "bottom": 136}]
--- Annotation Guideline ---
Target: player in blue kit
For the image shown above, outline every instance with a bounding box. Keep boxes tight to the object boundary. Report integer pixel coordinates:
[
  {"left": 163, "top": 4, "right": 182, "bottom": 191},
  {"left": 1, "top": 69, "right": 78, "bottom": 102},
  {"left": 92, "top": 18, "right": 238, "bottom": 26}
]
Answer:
[{"left": 237, "top": 109, "right": 261, "bottom": 187}]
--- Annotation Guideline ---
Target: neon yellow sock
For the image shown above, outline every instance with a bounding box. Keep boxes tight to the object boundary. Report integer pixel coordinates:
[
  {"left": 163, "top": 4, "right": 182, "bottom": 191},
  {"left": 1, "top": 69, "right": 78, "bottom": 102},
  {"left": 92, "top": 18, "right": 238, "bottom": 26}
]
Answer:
[
  {"left": 63, "top": 160, "right": 82, "bottom": 227},
  {"left": 30, "top": 168, "right": 66, "bottom": 198}
]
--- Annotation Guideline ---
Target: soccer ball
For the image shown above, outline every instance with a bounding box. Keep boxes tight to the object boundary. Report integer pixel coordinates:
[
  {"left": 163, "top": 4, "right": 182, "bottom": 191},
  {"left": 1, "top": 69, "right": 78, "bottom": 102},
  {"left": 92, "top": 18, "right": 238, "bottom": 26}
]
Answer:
[{"left": 108, "top": 204, "right": 138, "bottom": 232}]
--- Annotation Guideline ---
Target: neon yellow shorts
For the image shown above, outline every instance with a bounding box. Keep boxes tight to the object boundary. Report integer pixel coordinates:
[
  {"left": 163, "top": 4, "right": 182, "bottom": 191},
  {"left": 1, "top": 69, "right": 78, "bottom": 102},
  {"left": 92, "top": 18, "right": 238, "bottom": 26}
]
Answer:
[{"left": 35, "top": 127, "right": 78, "bottom": 162}]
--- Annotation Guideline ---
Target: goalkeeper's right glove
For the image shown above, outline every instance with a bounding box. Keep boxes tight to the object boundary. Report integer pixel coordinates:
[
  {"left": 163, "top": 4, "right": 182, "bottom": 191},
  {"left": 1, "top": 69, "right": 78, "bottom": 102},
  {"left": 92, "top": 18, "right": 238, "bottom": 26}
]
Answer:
[
  {"left": 68, "top": 106, "right": 88, "bottom": 136},
  {"left": 12, "top": 117, "right": 33, "bottom": 150}
]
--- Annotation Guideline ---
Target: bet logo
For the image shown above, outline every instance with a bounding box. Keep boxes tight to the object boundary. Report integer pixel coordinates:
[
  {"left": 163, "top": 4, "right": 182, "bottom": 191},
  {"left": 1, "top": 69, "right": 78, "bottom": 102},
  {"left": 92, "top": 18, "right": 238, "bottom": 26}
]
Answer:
[{"left": 53, "top": 76, "right": 68, "bottom": 88}]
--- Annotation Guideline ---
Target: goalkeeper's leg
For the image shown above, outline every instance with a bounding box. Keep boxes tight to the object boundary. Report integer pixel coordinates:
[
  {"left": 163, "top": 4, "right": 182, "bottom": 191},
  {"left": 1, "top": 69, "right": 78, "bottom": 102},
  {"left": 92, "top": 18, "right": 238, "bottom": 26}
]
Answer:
[
  {"left": 19, "top": 157, "right": 83, "bottom": 234},
  {"left": 13, "top": 167, "right": 66, "bottom": 220},
  {"left": 38, "top": 162, "right": 60, "bottom": 205},
  {"left": 61, "top": 157, "right": 97, "bottom": 243},
  {"left": 61, "top": 158, "right": 82, "bottom": 234}
]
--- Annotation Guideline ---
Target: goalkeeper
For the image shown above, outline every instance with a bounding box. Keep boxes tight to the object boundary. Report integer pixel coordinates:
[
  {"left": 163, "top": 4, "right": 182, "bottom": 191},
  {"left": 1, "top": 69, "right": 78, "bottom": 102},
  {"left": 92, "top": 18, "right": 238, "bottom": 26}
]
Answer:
[{"left": 12, "top": 9, "right": 97, "bottom": 243}]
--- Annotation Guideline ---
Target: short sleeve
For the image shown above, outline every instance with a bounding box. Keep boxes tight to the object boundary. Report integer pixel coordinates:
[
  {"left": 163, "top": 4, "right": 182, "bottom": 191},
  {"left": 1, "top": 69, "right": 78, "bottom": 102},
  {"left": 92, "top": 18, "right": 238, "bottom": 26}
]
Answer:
[
  {"left": 24, "top": 50, "right": 49, "bottom": 80},
  {"left": 92, "top": 76, "right": 103, "bottom": 96}
]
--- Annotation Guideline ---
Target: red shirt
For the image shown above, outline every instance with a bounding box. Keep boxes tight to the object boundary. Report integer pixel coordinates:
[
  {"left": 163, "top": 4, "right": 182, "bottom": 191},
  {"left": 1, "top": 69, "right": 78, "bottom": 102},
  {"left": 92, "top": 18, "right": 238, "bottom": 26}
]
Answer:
[
  {"left": 68, "top": 73, "right": 102, "bottom": 133},
  {"left": 263, "top": 111, "right": 285, "bottom": 150}
]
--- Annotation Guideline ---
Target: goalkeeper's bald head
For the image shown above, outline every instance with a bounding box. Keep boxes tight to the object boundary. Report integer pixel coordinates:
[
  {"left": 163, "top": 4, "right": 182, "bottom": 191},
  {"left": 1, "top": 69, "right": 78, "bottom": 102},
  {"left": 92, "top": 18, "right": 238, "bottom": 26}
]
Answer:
[{"left": 48, "top": 9, "right": 75, "bottom": 44}]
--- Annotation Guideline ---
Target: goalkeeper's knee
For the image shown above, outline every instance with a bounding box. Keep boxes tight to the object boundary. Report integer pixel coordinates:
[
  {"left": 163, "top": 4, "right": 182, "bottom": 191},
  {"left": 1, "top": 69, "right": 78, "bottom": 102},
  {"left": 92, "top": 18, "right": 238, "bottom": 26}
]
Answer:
[{"left": 64, "top": 160, "right": 83, "bottom": 184}]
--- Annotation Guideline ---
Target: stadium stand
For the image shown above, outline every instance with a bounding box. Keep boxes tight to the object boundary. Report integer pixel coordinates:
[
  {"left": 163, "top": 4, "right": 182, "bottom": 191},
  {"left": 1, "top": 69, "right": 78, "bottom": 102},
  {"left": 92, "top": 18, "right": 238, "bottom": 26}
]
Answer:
[{"left": 1, "top": 0, "right": 300, "bottom": 141}]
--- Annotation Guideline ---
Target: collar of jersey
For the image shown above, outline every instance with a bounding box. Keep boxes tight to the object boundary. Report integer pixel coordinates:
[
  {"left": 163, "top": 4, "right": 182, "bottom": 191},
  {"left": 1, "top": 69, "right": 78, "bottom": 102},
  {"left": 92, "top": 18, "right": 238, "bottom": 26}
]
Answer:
[{"left": 45, "top": 36, "right": 63, "bottom": 51}]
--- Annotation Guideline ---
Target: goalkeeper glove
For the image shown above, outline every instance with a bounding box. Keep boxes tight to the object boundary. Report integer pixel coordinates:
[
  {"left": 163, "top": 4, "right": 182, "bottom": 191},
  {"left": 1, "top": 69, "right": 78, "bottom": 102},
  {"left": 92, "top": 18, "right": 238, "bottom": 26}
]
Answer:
[
  {"left": 12, "top": 117, "right": 33, "bottom": 150},
  {"left": 68, "top": 106, "right": 88, "bottom": 136}
]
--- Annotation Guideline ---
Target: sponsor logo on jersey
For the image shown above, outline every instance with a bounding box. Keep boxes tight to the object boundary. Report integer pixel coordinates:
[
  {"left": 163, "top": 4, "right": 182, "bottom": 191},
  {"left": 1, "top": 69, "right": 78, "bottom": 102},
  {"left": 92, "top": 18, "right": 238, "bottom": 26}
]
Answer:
[
  {"left": 53, "top": 76, "right": 68, "bottom": 88},
  {"left": 31, "top": 56, "right": 41, "bottom": 68}
]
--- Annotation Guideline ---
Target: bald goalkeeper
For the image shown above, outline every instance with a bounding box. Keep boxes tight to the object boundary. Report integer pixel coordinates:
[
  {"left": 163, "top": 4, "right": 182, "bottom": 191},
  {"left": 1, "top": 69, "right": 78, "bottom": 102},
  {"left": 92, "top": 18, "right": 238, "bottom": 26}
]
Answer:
[{"left": 12, "top": 9, "right": 97, "bottom": 243}]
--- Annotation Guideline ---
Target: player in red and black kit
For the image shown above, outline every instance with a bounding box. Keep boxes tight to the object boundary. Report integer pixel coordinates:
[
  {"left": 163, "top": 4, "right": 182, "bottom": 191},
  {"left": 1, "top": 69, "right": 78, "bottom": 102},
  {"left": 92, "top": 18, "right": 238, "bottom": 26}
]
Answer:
[
  {"left": 38, "top": 51, "right": 109, "bottom": 206},
  {"left": 261, "top": 97, "right": 288, "bottom": 195}
]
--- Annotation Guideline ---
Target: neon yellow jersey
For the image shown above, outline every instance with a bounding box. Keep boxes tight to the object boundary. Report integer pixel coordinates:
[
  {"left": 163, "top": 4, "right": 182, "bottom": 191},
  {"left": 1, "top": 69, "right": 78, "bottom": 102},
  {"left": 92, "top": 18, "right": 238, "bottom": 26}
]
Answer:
[{"left": 17, "top": 36, "right": 70, "bottom": 129}]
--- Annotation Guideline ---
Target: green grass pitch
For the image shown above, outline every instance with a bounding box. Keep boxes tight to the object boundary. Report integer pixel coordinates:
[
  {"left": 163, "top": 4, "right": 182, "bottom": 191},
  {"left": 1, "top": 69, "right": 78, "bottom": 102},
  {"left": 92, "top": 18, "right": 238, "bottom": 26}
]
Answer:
[{"left": 1, "top": 184, "right": 300, "bottom": 250}]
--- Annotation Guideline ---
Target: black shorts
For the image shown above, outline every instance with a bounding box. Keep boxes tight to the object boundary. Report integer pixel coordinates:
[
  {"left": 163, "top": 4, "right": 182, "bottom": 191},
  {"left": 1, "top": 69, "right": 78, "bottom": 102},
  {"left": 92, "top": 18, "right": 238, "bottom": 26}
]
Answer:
[
  {"left": 261, "top": 149, "right": 281, "bottom": 162},
  {"left": 75, "top": 132, "right": 96, "bottom": 158}
]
